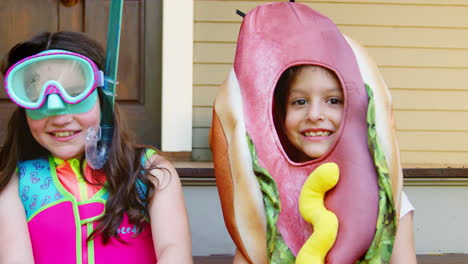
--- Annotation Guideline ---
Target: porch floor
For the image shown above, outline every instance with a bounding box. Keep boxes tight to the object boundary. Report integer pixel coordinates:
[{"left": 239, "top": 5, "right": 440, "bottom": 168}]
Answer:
[{"left": 193, "top": 254, "right": 468, "bottom": 264}]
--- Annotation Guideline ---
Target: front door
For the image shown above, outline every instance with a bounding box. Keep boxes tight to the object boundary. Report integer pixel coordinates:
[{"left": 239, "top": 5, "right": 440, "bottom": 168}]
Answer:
[{"left": 0, "top": 0, "right": 162, "bottom": 147}]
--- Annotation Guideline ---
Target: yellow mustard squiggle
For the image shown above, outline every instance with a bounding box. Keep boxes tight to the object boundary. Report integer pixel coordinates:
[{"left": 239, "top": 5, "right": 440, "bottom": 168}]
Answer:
[{"left": 296, "top": 162, "right": 340, "bottom": 264}]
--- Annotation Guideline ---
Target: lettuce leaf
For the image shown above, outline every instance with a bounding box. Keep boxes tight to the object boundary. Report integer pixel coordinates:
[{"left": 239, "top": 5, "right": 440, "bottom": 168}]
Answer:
[{"left": 357, "top": 84, "right": 397, "bottom": 264}]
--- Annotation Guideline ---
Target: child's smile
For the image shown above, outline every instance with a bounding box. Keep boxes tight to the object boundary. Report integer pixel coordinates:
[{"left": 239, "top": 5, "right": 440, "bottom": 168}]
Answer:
[
  {"left": 49, "top": 130, "right": 80, "bottom": 141},
  {"left": 301, "top": 128, "right": 333, "bottom": 138},
  {"left": 284, "top": 66, "right": 344, "bottom": 162},
  {"left": 26, "top": 99, "right": 101, "bottom": 160}
]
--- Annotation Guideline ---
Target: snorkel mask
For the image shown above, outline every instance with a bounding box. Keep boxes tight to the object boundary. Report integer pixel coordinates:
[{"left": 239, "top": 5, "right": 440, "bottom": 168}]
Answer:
[{"left": 4, "top": 50, "right": 102, "bottom": 120}]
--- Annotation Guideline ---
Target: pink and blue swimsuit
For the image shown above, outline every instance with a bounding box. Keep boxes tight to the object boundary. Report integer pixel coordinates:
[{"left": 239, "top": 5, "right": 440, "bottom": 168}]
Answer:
[{"left": 18, "top": 153, "right": 157, "bottom": 264}]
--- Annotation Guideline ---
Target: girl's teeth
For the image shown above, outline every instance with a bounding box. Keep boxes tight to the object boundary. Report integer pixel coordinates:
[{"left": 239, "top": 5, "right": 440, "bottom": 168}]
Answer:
[
  {"left": 304, "top": 131, "right": 330, "bottom": 137},
  {"left": 53, "top": 131, "right": 75, "bottom": 137}
]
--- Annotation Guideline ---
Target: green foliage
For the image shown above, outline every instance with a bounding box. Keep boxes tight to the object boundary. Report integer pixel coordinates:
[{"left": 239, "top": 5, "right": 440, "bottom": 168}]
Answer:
[{"left": 357, "top": 84, "right": 397, "bottom": 264}]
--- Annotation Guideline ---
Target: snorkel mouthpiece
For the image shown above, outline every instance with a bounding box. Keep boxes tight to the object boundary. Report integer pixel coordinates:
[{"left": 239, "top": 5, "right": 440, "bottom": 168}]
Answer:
[
  {"left": 85, "top": 90, "right": 115, "bottom": 169},
  {"left": 85, "top": 125, "right": 112, "bottom": 169}
]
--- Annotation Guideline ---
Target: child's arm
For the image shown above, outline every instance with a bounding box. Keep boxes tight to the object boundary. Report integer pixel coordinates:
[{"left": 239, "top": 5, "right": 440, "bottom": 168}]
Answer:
[
  {"left": 233, "top": 249, "right": 250, "bottom": 264},
  {"left": 390, "top": 211, "right": 417, "bottom": 264},
  {"left": 147, "top": 155, "right": 193, "bottom": 263},
  {"left": 0, "top": 174, "right": 35, "bottom": 263}
]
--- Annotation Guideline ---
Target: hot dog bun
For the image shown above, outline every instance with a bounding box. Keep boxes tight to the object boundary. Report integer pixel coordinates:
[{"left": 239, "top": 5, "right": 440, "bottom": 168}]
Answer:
[{"left": 211, "top": 69, "right": 268, "bottom": 263}]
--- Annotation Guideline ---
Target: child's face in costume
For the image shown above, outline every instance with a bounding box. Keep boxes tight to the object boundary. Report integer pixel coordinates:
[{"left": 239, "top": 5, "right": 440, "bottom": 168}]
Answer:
[
  {"left": 26, "top": 99, "right": 101, "bottom": 160},
  {"left": 284, "top": 66, "right": 344, "bottom": 162}
]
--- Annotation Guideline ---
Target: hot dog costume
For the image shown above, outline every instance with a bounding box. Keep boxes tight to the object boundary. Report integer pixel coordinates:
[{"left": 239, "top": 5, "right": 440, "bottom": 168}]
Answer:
[{"left": 210, "top": 2, "right": 403, "bottom": 263}]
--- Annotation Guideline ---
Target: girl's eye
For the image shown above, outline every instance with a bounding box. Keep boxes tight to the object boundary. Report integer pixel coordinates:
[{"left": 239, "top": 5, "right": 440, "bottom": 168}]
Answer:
[
  {"left": 292, "top": 99, "right": 307, "bottom": 105},
  {"left": 328, "top": 98, "right": 343, "bottom": 105}
]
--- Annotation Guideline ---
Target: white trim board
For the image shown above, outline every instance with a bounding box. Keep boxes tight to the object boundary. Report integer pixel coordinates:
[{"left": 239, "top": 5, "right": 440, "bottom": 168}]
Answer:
[{"left": 161, "top": 0, "right": 194, "bottom": 151}]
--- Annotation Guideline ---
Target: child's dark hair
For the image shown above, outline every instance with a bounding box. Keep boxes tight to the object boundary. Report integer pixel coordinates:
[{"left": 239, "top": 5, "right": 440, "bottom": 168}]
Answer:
[
  {"left": 273, "top": 65, "right": 305, "bottom": 160},
  {"left": 0, "top": 31, "right": 163, "bottom": 243},
  {"left": 273, "top": 65, "right": 303, "bottom": 133}
]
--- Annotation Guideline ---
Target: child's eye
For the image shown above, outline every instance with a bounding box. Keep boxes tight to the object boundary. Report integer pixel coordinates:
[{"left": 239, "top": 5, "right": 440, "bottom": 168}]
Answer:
[
  {"left": 292, "top": 99, "right": 307, "bottom": 106},
  {"left": 327, "top": 98, "right": 343, "bottom": 105}
]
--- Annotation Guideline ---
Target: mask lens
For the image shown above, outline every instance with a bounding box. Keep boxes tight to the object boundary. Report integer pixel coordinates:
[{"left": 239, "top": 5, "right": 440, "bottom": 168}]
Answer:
[
  {"left": 10, "top": 57, "right": 92, "bottom": 104},
  {"left": 53, "top": 59, "right": 89, "bottom": 97}
]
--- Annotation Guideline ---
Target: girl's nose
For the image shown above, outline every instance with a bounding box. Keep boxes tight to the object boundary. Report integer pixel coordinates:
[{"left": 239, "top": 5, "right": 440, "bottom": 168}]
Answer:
[
  {"left": 306, "top": 102, "right": 324, "bottom": 122},
  {"left": 49, "top": 111, "right": 73, "bottom": 126}
]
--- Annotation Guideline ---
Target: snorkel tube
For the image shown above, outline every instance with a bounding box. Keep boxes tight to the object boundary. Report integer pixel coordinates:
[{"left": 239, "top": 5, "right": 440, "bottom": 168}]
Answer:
[{"left": 86, "top": 0, "right": 124, "bottom": 169}]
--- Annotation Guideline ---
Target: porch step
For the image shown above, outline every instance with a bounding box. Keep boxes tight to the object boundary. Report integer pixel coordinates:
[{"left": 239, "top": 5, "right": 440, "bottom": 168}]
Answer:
[
  {"left": 193, "top": 254, "right": 468, "bottom": 264},
  {"left": 418, "top": 254, "right": 468, "bottom": 264}
]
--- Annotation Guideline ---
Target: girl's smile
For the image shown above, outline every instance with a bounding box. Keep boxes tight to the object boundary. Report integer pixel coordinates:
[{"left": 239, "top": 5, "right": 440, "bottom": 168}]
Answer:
[
  {"left": 26, "top": 99, "right": 100, "bottom": 160},
  {"left": 48, "top": 130, "right": 81, "bottom": 141},
  {"left": 301, "top": 128, "right": 333, "bottom": 139},
  {"left": 284, "top": 66, "right": 343, "bottom": 162}
]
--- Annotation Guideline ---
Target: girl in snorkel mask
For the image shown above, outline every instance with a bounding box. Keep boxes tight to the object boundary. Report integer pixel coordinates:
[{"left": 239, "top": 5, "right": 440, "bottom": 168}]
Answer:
[{"left": 0, "top": 31, "right": 192, "bottom": 264}]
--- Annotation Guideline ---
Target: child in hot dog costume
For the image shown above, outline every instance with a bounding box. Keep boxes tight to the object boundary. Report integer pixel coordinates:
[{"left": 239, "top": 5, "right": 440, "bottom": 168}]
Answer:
[{"left": 210, "top": 1, "right": 416, "bottom": 263}]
